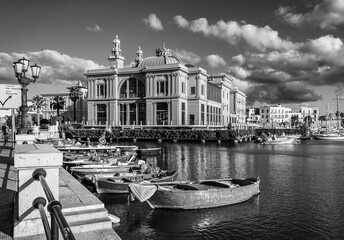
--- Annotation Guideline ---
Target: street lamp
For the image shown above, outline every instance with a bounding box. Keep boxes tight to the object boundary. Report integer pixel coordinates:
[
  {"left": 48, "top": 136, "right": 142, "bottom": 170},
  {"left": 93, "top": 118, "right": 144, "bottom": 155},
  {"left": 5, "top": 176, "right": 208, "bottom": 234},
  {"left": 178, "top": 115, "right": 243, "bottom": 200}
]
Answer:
[
  {"left": 68, "top": 80, "right": 87, "bottom": 122},
  {"left": 13, "top": 57, "right": 41, "bottom": 134}
]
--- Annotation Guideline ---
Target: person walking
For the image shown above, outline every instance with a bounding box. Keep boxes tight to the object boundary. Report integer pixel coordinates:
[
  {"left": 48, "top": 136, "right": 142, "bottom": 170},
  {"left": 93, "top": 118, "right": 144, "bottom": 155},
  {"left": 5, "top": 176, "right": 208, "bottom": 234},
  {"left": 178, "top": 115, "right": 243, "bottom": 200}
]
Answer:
[{"left": 2, "top": 122, "right": 9, "bottom": 141}]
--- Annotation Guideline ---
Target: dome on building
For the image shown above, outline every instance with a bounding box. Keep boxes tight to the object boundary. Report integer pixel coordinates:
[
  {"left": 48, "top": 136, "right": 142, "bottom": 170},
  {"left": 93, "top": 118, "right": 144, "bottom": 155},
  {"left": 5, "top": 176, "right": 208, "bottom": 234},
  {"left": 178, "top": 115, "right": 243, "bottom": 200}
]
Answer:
[{"left": 137, "top": 44, "right": 181, "bottom": 68}]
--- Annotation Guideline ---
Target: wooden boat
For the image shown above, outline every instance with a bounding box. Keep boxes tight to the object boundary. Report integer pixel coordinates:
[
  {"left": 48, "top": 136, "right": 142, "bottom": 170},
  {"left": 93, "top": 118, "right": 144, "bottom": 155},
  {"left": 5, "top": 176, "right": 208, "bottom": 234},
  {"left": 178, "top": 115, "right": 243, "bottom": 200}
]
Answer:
[
  {"left": 128, "top": 177, "right": 260, "bottom": 210},
  {"left": 136, "top": 147, "right": 161, "bottom": 155},
  {"left": 63, "top": 151, "right": 136, "bottom": 168},
  {"left": 261, "top": 137, "right": 299, "bottom": 145},
  {"left": 314, "top": 132, "right": 344, "bottom": 141},
  {"left": 95, "top": 170, "right": 178, "bottom": 194},
  {"left": 56, "top": 145, "right": 138, "bottom": 152},
  {"left": 70, "top": 162, "right": 140, "bottom": 178}
]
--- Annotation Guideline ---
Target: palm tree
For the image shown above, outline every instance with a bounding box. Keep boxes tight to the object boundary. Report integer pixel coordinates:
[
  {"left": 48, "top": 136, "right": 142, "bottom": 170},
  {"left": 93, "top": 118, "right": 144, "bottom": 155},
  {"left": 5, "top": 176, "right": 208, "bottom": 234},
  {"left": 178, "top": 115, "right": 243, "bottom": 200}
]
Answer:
[
  {"left": 318, "top": 115, "right": 327, "bottom": 128},
  {"left": 30, "top": 95, "right": 45, "bottom": 126},
  {"left": 291, "top": 115, "right": 299, "bottom": 128},
  {"left": 303, "top": 115, "right": 312, "bottom": 127},
  {"left": 50, "top": 96, "right": 65, "bottom": 117}
]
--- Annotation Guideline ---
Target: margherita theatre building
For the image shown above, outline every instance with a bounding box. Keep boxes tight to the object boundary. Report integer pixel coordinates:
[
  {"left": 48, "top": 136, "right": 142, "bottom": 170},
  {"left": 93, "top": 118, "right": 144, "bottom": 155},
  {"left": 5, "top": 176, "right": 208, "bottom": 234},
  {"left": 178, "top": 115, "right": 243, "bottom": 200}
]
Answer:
[{"left": 85, "top": 35, "right": 246, "bottom": 128}]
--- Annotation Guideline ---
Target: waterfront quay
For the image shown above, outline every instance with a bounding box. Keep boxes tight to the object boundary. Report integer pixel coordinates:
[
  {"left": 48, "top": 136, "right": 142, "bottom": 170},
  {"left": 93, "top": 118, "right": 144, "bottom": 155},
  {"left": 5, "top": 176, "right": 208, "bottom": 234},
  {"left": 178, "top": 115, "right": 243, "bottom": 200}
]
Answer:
[{"left": 0, "top": 135, "right": 120, "bottom": 240}]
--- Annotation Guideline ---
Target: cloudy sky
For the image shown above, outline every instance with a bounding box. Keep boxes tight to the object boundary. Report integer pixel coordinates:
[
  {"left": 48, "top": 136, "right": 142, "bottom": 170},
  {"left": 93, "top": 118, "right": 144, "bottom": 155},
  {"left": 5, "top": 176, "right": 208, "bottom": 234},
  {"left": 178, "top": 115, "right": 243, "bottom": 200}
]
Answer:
[{"left": 1, "top": 0, "right": 344, "bottom": 113}]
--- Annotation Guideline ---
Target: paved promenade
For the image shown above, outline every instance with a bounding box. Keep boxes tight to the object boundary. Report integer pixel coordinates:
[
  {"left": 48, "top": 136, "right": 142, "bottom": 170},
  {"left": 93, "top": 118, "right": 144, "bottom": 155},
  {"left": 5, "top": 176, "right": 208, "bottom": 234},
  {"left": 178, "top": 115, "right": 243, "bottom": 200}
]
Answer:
[
  {"left": 0, "top": 135, "right": 120, "bottom": 240},
  {"left": 0, "top": 136, "right": 16, "bottom": 240}
]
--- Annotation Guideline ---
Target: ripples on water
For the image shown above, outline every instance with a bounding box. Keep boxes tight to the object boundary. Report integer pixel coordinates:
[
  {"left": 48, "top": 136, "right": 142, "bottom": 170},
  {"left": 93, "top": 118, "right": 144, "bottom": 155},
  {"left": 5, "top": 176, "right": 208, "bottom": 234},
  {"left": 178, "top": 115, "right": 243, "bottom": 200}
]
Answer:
[{"left": 98, "top": 140, "right": 344, "bottom": 240}]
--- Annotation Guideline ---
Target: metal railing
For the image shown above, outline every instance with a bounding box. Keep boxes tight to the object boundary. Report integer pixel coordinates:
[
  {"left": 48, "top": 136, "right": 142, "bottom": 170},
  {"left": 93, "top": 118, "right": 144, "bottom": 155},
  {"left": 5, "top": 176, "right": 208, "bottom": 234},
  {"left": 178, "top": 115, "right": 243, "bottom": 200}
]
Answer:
[{"left": 32, "top": 168, "right": 76, "bottom": 240}]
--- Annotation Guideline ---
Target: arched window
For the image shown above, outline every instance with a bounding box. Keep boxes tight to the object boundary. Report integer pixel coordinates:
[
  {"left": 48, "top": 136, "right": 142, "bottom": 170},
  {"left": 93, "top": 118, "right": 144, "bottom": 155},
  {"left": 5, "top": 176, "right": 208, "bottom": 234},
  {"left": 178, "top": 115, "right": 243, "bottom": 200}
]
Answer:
[{"left": 120, "top": 78, "right": 145, "bottom": 98}]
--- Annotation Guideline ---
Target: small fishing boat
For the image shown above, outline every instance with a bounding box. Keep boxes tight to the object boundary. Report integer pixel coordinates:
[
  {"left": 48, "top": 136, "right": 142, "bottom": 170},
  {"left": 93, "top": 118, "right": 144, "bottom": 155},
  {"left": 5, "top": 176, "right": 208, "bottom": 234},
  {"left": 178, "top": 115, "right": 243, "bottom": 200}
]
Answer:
[
  {"left": 95, "top": 170, "right": 178, "bottom": 194},
  {"left": 70, "top": 162, "right": 141, "bottom": 179},
  {"left": 128, "top": 176, "right": 260, "bottom": 210},
  {"left": 313, "top": 132, "right": 344, "bottom": 140},
  {"left": 136, "top": 147, "right": 161, "bottom": 155},
  {"left": 63, "top": 148, "right": 138, "bottom": 171},
  {"left": 56, "top": 145, "right": 138, "bottom": 152},
  {"left": 262, "top": 137, "right": 299, "bottom": 145}
]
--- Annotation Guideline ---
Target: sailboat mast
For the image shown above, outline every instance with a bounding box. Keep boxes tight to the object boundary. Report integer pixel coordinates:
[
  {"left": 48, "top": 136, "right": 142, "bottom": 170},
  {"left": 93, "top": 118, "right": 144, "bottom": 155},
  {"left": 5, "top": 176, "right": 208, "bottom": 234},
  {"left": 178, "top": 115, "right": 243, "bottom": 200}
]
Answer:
[{"left": 337, "top": 94, "right": 339, "bottom": 130}]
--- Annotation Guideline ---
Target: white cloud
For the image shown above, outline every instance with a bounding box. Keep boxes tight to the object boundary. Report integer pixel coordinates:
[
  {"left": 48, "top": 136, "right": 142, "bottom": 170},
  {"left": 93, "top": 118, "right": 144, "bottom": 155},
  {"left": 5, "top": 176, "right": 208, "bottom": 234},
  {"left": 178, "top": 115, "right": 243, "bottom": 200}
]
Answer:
[
  {"left": 173, "top": 16, "right": 295, "bottom": 52},
  {"left": 173, "top": 49, "right": 201, "bottom": 65},
  {"left": 232, "top": 54, "right": 245, "bottom": 65},
  {"left": 228, "top": 66, "right": 251, "bottom": 79},
  {"left": 275, "top": 0, "right": 344, "bottom": 30},
  {"left": 205, "top": 54, "right": 226, "bottom": 68},
  {"left": 0, "top": 50, "right": 105, "bottom": 87},
  {"left": 173, "top": 15, "right": 189, "bottom": 28},
  {"left": 86, "top": 24, "right": 103, "bottom": 33},
  {"left": 143, "top": 14, "right": 164, "bottom": 31}
]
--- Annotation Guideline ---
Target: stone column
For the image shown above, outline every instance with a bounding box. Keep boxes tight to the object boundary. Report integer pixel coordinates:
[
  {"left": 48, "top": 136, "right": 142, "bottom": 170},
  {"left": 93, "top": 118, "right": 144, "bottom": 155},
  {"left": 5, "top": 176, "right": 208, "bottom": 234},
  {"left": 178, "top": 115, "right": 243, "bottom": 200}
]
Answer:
[
  {"left": 152, "top": 102, "right": 156, "bottom": 125},
  {"left": 93, "top": 79, "right": 97, "bottom": 99},
  {"left": 168, "top": 101, "right": 171, "bottom": 125},
  {"left": 106, "top": 78, "right": 110, "bottom": 97},
  {"left": 195, "top": 75, "right": 199, "bottom": 98},
  {"left": 168, "top": 74, "right": 172, "bottom": 96},
  {"left": 126, "top": 103, "right": 130, "bottom": 125},
  {"left": 174, "top": 73, "right": 179, "bottom": 94},
  {"left": 93, "top": 104, "right": 97, "bottom": 125},
  {"left": 13, "top": 144, "right": 63, "bottom": 238}
]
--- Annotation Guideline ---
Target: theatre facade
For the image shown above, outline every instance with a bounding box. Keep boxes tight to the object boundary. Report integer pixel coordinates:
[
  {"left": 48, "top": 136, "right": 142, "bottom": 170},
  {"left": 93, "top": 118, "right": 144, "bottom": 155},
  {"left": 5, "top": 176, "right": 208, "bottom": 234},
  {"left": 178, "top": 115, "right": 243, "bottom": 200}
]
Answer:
[{"left": 85, "top": 35, "right": 246, "bottom": 128}]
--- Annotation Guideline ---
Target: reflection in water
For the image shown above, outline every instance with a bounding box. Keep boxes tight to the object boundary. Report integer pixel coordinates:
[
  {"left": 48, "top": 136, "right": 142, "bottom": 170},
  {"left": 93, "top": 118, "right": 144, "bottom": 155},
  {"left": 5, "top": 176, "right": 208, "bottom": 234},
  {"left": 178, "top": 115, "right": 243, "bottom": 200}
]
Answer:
[
  {"left": 147, "top": 196, "right": 260, "bottom": 240},
  {"left": 100, "top": 140, "right": 344, "bottom": 240}
]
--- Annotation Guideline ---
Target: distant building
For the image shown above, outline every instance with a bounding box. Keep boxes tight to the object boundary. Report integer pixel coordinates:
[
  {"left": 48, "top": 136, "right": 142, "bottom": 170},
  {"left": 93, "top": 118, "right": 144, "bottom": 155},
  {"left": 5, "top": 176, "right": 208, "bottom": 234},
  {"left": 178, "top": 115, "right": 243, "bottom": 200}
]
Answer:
[
  {"left": 246, "top": 108, "right": 260, "bottom": 124},
  {"left": 299, "top": 106, "right": 319, "bottom": 122},
  {"left": 85, "top": 35, "right": 247, "bottom": 128},
  {"left": 259, "top": 104, "right": 291, "bottom": 127},
  {"left": 40, "top": 91, "right": 87, "bottom": 124},
  {"left": 230, "top": 88, "right": 246, "bottom": 128},
  {"left": 250, "top": 104, "right": 320, "bottom": 128}
]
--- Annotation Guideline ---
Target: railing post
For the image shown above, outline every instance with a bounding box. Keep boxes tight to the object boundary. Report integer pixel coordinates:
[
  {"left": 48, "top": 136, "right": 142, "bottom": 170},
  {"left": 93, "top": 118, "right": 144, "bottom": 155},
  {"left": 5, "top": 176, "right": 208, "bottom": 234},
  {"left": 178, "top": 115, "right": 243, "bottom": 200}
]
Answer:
[
  {"left": 33, "top": 168, "right": 76, "bottom": 240},
  {"left": 33, "top": 197, "right": 51, "bottom": 240},
  {"left": 14, "top": 144, "right": 63, "bottom": 238},
  {"left": 51, "top": 212, "right": 59, "bottom": 240}
]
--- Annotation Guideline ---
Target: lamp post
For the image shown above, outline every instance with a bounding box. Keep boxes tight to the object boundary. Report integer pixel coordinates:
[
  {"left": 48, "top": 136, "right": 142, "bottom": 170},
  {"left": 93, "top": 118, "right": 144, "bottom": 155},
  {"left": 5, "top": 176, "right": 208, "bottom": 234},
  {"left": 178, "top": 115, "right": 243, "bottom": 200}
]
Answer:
[
  {"left": 68, "top": 80, "right": 87, "bottom": 122},
  {"left": 13, "top": 57, "right": 41, "bottom": 134}
]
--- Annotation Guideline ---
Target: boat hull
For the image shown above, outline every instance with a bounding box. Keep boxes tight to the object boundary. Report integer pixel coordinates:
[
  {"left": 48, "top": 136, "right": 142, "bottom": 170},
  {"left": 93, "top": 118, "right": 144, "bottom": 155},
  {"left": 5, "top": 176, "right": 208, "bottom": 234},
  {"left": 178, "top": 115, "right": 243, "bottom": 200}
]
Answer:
[
  {"left": 96, "top": 171, "right": 179, "bottom": 194},
  {"left": 70, "top": 166, "right": 132, "bottom": 177},
  {"left": 262, "top": 138, "right": 298, "bottom": 145},
  {"left": 146, "top": 178, "right": 260, "bottom": 210},
  {"left": 314, "top": 135, "right": 344, "bottom": 140}
]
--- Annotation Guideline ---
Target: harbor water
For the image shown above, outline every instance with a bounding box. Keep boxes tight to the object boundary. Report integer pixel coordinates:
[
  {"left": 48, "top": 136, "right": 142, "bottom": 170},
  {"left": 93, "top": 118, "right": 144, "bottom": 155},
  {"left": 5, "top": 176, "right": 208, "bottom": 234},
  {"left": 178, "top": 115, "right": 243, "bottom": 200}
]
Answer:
[{"left": 97, "top": 140, "right": 344, "bottom": 240}]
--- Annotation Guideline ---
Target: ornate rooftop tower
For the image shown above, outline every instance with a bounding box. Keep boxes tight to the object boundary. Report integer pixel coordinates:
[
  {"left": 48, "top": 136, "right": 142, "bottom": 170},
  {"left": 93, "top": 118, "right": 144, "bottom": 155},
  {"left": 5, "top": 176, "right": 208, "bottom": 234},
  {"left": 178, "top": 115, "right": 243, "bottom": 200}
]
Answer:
[
  {"left": 108, "top": 35, "right": 125, "bottom": 69},
  {"left": 135, "top": 46, "right": 143, "bottom": 65},
  {"left": 155, "top": 43, "right": 172, "bottom": 56}
]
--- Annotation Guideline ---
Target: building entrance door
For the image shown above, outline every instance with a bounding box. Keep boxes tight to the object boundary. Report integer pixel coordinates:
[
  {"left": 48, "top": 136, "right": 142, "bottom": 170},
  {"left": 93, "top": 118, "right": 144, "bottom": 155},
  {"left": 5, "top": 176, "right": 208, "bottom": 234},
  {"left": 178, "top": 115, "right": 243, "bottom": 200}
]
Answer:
[
  {"left": 189, "top": 114, "right": 195, "bottom": 125},
  {"left": 156, "top": 102, "right": 168, "bottom": 125}
]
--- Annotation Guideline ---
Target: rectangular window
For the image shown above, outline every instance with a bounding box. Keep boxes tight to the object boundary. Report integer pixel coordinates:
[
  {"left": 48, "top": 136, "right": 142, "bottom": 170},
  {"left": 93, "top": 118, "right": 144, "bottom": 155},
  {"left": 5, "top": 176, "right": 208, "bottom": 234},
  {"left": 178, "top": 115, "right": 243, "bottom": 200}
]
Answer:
[
  {"left": 181, "top": 102, "right": 185, "bottom": 125},
  {"left": 97, "top": 84, "right": 106, "bottom": 97},
  {"left": 207, "top": 105, "right": 209, "bottom": 123},
  {"left": 138, "top": 103, "right": 146, "bottom": 125},
  {"left": 201, "top": 85, "right": 205, "bottom": 95},
  {"left": 182, "top": 82, "right": 185, "bottom": 93},
  {"left": 129, "top": 78, "right": 137, "bottom": 97},
  {"left": 120, "top": 104, "right": 127, "bottom": 125},
  {"left": 129, "top": 103, "right": 136, "bottom": 125},
  {"left": 191, "top": 86, "right": 195, "bottom": 94},
  {"left": 97, "top": 104, "right": 107, "bottom": 125},
  {"left": 156, "top": 80, "right": 168, "bottom": 96},
  {"left": 201, "top": 104, "right": 205, "bottom": 123}
]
